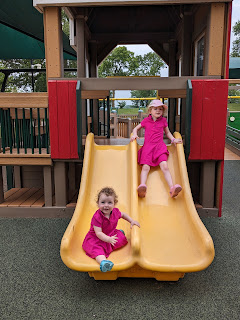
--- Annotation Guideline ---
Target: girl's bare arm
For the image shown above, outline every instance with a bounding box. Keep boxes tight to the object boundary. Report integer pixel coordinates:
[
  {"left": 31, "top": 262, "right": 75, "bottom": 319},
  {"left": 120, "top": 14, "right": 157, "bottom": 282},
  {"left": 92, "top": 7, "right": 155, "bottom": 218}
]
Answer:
[
  {"left": 93, "top": 226, "right": 118, "bottom": 245},
  {"left": 130, "top": 123, "right": 142, "bottom": 141},
  {"left": 121, "top": 212, "right": 140, "bottom": 228},
  {"left": 164, "top": 127, "right": 182, "bottom": 144}
]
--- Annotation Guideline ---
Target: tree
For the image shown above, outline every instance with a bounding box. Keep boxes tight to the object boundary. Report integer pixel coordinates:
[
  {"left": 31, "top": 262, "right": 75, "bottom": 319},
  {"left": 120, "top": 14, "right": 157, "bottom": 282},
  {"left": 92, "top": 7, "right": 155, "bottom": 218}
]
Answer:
[
  {"left": 231, "top": 20, "right": 240, "bottom": 57},
  {"left": 131, "top": 90, "right": 156, "bottom": 108},
  {"left": 98, "top": 46, "right": 139, "bottom": 77},
  {"left": 131, "top": 52, "right": 165, "bottom": 103}
]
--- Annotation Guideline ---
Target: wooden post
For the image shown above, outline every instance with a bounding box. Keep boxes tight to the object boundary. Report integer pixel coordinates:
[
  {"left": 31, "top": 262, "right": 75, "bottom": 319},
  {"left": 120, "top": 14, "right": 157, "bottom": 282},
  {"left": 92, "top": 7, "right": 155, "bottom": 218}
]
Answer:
[
  {"left": 43, "top": 166, "right": 53, "bottom": 207},
  {"left": 181, "top": 11, "right": 193, "bottom": 137},
  {"left": 207, "top": 3, "right": 225, "bottom": 76},
  {"left": 14, "top": 166, "right": 21, "bottom": 188},
  {"left": 54, "top": 162, "right": 67, "bottom": 206},
  {"left": 168, "top": 40, "right": 177, "bottom": 133},
  {"left": 76, "top": 18, "right": 86, "bottom": 135},
  {"left": 200, "top": 161, "right": 216, "bottom": 208},
  {"left": 43, "top": 7, "right": 63, "bottom": 80},
  {"left": 127, "top": 119, "right": 132, "bottom": 138},
  {"left": 89, "top": 41, "right": 99, "bottom": 135},
  {"left": 68, "top": 163, "right": 76, "bottom": 201}
]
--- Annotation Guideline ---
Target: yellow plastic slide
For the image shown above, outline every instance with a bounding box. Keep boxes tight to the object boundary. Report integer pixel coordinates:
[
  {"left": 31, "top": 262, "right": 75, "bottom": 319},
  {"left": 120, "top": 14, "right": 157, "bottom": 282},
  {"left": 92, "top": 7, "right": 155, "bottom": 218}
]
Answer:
[{"left": 60, "top": 133, "right": 214, "bottom": 281}]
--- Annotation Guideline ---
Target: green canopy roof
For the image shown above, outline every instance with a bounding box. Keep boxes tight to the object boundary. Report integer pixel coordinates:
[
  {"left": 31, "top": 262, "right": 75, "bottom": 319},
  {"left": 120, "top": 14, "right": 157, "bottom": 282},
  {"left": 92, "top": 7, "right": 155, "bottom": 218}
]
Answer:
[{"left": 0, "top": 0, "right": 76, "bottom": 60}]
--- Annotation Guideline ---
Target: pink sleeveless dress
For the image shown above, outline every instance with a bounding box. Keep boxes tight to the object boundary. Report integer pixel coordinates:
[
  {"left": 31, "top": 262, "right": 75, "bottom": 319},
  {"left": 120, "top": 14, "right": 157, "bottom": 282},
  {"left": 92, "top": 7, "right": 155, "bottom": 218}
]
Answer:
[
  {"left": 138, "top": 115, "right": 169, "bottom": 166},
  {"left": 82, "top": 208, "right": 128, "bottom": 259}
]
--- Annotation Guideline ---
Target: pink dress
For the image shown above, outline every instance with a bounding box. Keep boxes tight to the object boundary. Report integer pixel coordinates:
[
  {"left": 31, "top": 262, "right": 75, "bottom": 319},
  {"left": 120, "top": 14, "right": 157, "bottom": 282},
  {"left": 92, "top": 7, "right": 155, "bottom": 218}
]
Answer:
[
  {"left": 82, "top": 208, "right": 128, "bottom": 259},
  {"left": 138, "top": 115, "right": 169, "bottom": 167}
]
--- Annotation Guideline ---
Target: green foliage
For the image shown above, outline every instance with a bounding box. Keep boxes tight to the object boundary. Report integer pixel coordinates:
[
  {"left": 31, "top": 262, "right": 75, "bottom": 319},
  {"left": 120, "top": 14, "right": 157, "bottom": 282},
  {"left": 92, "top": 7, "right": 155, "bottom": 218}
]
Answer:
[
  {"left": 98, "top": 46, "right": 139, "bottom": 77},
  {"left": 131, "top": 90, "right": 156, "bottom": 107},
  {"left": 0, "top": 59, "right": 47, "bottom": 92},
  {"left": 117, "top": 101, "right": 127, "bottom": 109},
  {"left": 231, "top": 20, "right": 240, "bottom": 57}
]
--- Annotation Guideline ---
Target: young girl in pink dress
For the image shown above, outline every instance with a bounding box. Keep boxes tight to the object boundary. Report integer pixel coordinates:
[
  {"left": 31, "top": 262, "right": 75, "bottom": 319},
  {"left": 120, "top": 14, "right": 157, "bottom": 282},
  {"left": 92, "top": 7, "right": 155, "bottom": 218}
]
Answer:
[
  {"left": 130, "top": 99, "right": 182, "bottom": 198},
  {"left": 82, "top": 187, "right": 140, "bottom": 272}
]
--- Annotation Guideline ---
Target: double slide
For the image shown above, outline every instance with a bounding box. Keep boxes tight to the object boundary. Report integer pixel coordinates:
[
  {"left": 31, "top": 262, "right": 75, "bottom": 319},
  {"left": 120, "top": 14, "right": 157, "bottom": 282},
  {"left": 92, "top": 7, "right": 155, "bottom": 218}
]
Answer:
[{"left": 60, "top": 133, "right": 215, "bottom": 281}]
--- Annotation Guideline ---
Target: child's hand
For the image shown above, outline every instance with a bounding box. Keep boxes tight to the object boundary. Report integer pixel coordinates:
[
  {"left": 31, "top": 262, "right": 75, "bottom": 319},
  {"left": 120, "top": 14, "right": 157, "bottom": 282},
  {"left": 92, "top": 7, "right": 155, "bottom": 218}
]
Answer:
[
  {"left": 171, "top": 138, "right": 182, "bottom": 145},
  {"left": 108, "top": 234, "right": 118, "bottom": 246},
  {"left": 130, "top": 134, "right": 139, "bottom": 142},
  {"left": 130, "top": 220, "right": 140, "bottom": 228}
]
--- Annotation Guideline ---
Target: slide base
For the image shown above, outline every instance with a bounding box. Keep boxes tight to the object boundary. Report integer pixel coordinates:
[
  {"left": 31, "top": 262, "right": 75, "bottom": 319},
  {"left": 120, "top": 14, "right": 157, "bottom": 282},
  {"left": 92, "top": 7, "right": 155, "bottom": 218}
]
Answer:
[{"left": 88, "top": 264, "right": 185, "bottom": 281}]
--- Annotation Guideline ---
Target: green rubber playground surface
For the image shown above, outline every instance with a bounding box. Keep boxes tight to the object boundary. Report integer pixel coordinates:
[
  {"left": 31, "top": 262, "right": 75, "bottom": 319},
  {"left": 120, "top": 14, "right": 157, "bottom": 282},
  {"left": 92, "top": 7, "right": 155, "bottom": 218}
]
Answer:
[{"left": 0, "top": 161, "right": 240, "bottom": 320}]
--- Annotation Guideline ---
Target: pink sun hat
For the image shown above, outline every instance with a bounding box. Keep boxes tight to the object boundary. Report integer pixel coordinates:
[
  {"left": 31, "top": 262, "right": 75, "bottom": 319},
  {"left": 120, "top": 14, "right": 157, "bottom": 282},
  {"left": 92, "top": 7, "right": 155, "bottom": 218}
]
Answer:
[{"left": 149, "top": 99, "right": 168, "bottom": 109}]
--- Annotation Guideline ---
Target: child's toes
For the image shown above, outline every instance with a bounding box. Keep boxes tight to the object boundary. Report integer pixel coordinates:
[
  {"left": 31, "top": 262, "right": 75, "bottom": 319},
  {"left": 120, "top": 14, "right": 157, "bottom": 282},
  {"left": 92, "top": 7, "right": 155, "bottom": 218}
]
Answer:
[{"left": 100, "top": 260, "right": 114, "bottom": 272}]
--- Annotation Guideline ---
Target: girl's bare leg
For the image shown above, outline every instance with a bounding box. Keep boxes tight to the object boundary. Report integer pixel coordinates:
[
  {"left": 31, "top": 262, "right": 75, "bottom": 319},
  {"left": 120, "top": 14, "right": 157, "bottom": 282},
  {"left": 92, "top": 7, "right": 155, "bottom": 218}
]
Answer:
[
  {"left": 159, "top": 161, "right": 173, "bottom": 188},
  {"left": 140, "top": 164, "right": 150, "bottom": 185},
  {"left": 95, "top": 255, "right": 107, "bottom": 264}
]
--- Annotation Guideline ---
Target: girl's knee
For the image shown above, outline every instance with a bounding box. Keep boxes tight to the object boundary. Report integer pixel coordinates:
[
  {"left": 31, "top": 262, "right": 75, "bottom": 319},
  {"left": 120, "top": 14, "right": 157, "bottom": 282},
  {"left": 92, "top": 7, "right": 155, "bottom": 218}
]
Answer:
[
  {"left": 160, "top": 161, "right": 169, "bottom": 172},
  {"left": 142, "top": 164, "right": 150, "bottom": 172}
]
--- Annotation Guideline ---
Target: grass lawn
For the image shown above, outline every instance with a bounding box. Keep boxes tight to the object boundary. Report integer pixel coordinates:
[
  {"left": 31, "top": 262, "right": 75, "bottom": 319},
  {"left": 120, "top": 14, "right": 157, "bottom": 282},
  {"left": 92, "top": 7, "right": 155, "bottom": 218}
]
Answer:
[
  {"left": 227, "top": 101, "right": 240, "bottom": 111},
  {"left": 115, "top": 108, "right": 147, "bottom": 115}
]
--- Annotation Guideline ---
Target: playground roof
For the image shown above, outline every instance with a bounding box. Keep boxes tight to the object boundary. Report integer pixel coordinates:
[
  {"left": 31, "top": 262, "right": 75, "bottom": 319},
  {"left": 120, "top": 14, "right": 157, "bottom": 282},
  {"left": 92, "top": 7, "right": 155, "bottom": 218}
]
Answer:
[
  {"left": 0, "top": 0, "right": 76, "bottom": 60},
  {"left": 229, "top": 57, "right": 240, "bottom": 79}
]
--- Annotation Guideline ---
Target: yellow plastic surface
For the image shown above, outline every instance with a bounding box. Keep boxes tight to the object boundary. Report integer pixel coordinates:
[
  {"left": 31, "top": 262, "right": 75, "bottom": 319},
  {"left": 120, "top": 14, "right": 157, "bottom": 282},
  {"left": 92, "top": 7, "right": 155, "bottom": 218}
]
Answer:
[{"left": 60, "top": 132, "right": 215, "bottom": 280}]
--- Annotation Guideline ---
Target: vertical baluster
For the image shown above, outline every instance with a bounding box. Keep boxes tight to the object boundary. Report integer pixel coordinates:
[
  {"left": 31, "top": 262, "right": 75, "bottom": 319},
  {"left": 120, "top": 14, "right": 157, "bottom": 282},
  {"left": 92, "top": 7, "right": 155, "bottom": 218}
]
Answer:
[
  {"left": 30, "top": 108, "right": 34, "bottom": 154},
  {"left": 7, "top": 108, "right": 12, "bottom": 153},
  {"left": 22, "top": 108, "right": 27, "bottom": 154},
  {"left": 0, "top": 109, "right": 6, "bottom": 153},
  {"left": 103, "top": 99, "right": 106, "bottom": 136},
  {"left": 107, "top": 96, "right": 110, "bottom": 138},
  {"left": 97, "top": 100, "right": 100, "bottom": 136},
  {"left": 45, "top": 108, "right": 49, "bottom": 154},
  {"left": 85, "top": 100, "right": 88, "bottom": 135},
  {"left": 37, "top": 108, "right": 41, "bottom": 154}
]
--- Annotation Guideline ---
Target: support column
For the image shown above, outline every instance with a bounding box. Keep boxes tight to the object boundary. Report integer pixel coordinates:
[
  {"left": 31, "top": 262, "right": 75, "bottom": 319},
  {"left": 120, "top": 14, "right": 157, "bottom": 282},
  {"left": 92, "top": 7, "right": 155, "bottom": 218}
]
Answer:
[
  {"left": 89, "top": 41, "right": 99, "bottom": 135},
  {"left": 43, "top": 166, "right": 53, "bottom": 207},
  {"left": 14, "top": 166, "right": 21, "bottom": 188},
  {"left": 200, "top": 161, "right": 216, "bottom": 208},
  {"left": 168, "top": 40, "right": 177, "bottom": 133},
  {"left": 54, "top": 162, "right": 67, "bottom": 206},
  {"left": 207, "top": 3, "right": 225, "bottom": 76},
  {"left": 180, "top": 11, "right": 193, "bottom": 137},
  {"left": 43, "top": 7, "right": 63, "bottom": 80},
  {"left": 76, "top": 18, "right": 86, "bottom": 135}
]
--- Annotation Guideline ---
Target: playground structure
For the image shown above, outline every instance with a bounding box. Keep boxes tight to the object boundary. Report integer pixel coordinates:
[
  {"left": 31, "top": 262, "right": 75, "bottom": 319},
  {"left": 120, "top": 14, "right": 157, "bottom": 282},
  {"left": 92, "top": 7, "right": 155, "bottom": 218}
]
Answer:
[
  {"left": 0, "top": 0, "right": 238, "bottom": 278},
  {"left": 0, "top": 0, "right": 235, "bottom": 214}
]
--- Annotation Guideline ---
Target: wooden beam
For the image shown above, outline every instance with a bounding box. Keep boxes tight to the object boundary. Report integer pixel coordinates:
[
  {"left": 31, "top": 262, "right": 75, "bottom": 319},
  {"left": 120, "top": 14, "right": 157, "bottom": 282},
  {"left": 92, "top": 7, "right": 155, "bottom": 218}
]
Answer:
[
  {"left": 51, "top": 76, "right": 220, "bottom": 91},
  {"left": 92, "top": 32, "right": 174, "bottom": 42},
  {"left": 0, "top": 93, "right": 48, "bottom": 108},
  {"left": 43, "top": 7, "right": 63, "bottom": 79},
  {"left": 97, "top": 42, "right": 117, "bottom": 65},
  {"left": 148, "top": 42, "right": 169, "bottom": 65},
  {"left": 81, "top": 90, "right": 110, "bottom": 99},
  {"left": 34, "top": 1, "right": 232, "bottom": 13}
]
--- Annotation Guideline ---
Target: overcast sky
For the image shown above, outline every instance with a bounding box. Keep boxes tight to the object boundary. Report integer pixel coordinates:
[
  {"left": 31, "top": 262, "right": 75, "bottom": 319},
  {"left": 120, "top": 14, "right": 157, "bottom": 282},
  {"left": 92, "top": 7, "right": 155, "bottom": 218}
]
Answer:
[{"left": 115, "top": 0, "right": 240, "bottom": 101}]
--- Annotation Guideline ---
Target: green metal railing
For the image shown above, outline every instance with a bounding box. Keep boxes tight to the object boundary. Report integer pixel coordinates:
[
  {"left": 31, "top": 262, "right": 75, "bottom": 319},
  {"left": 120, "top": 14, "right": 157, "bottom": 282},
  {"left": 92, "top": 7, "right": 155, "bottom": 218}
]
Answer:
[{"left": 0, "top": 107, "right": 49, "bottom": 154}]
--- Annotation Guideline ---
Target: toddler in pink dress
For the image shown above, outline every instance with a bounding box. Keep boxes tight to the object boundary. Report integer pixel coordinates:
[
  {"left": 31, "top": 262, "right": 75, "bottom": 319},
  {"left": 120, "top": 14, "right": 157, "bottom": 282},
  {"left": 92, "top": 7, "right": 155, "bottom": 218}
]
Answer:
[
  {"left": 82, "top": 187, "right": 140, "bottom": 272},
  {"left": 130, "top": 99, "right": 182, "bottom": 198}
]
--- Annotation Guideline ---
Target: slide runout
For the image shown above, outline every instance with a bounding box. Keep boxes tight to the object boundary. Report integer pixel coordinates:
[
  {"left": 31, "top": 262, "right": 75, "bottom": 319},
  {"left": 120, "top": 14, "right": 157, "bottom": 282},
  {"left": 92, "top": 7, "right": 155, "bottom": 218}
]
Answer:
[
  {"left": 136, "top": 132, "right": 215, "bottom": 272},
  {"left": 60, "top": 133, "right": 140, "bottom": 272}
]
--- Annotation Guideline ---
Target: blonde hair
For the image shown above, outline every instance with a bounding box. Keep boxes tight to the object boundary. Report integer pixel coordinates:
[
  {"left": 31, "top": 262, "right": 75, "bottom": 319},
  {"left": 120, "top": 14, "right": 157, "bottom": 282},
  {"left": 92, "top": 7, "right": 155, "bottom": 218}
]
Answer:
[
  {"left": 147, "top": 100, "right": 168, "bottom": 117},
  {"left": 96, "top": 187, "right": 118, "bottom": 204}
]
